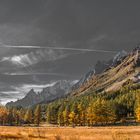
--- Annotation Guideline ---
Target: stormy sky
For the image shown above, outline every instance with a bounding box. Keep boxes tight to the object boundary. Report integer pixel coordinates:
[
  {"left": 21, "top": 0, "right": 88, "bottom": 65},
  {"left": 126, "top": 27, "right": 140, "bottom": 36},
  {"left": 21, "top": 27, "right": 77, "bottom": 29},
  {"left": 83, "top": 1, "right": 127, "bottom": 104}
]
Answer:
[{"left": 0, "top": 0, "right": 140, "bottom": 104}]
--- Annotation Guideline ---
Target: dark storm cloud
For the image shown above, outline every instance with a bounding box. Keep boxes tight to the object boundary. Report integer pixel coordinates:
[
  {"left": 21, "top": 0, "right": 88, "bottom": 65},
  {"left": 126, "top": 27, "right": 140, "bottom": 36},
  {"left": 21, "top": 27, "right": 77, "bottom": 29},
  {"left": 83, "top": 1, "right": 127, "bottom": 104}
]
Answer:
[
  {"left": 0, "top": 0, "right": 139, "bottom": 49},
  {"left": 0, "top": 0, "right": 140, "bottom": 104}
]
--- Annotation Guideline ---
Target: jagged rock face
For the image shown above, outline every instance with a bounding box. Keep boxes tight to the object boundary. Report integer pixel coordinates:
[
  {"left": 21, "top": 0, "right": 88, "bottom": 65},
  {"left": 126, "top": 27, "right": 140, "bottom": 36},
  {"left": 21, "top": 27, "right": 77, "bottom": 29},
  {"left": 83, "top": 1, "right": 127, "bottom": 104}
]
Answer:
[
  {"left": 39, "top": 80, "right": 76, "bottom": 102},
  {"left": 71, "top": 47, "right": 140, "bottom": 96},
  {"left": 6, "top": 89, "right": 40, "bottom": 108},
  {"left": 72, "top": 51, "right": 128, "bottom": 91},
  {"left": 94, "top": 60, "right": 111, "bottom": 74},
  {"left": 72, "top": 69, "right": 95, "bottom": 91},
  {"left": 6, "top": 80, "right": 77, "bottom": 108},
  {"left": 112, "top": 50, "right": 127, "bottom": 67}
]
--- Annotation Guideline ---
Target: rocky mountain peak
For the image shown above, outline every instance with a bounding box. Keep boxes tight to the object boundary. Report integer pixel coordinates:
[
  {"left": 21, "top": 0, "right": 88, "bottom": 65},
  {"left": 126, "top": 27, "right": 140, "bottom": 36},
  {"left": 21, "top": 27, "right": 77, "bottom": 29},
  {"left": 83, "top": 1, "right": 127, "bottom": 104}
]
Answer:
[
  {"left": 71, "top": 68, "right": 95, "bottom": 91},
  {"left": 6, "top": 80, "right": 77, "bottom": 108},
  {"left": 25, "top": 88, "right": 36, "bottom": 97},
  {"left": 133, "top": 44, "right": 140, "bottom": 52},
  {"left": 109, "top": 50, "right": 127, "bottom": 68},
  {"left": 71, "top": 47, "right": 140, "bottom": 96}
]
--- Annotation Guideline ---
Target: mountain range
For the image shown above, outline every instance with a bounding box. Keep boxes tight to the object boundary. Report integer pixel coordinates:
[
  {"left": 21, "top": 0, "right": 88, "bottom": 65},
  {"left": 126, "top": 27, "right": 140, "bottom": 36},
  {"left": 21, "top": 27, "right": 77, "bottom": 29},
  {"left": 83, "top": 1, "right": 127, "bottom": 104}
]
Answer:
[
  {"left": 7, "top": 49, "right": 134, "bottom": 108},
  {"left": 6, "top": 80, "right": 77, "bottom": 107},
  {"left": 71, "top": 50, "right": 127, "bottom": 91},
  {"left": 71, "top": 47, "right": 140, "bottom": 96}
]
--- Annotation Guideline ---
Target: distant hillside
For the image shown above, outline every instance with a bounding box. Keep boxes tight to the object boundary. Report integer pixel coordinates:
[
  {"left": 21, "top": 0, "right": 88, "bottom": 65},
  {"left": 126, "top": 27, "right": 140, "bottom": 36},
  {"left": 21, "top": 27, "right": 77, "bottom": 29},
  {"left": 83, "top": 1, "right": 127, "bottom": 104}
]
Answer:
[
  {"left": 71, "top": 47, "right": 140, "bottom": 96},
  {"left": 71, "top": 50, "right": 127, "bottom": 92}
]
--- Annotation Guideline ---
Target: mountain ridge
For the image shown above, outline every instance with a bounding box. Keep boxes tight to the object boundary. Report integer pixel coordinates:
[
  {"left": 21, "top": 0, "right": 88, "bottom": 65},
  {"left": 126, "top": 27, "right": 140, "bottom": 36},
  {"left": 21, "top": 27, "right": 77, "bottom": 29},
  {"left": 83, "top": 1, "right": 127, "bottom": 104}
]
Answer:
[
  {"left": 6, "top": 80, "right": 77, "bottom": 107},
  {"left": 71, "top": 50, "right": 128, "bottom": 91},
  {"left": 70, "top": 47, "right": 140, "bottom": 96},
  {"left": 6, "top": 48, "right": 138, "bottom": 107}
]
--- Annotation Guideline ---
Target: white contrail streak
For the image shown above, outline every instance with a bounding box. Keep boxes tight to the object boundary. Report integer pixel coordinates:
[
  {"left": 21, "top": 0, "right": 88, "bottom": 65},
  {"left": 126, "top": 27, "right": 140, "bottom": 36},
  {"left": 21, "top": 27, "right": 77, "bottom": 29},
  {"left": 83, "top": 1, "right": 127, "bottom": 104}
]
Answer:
[
  {"left": 2, "top": 45, "right": 117, "bottom": 53},
  {"left": 3, "top": 72, "right": 70, "bottom": 77}
]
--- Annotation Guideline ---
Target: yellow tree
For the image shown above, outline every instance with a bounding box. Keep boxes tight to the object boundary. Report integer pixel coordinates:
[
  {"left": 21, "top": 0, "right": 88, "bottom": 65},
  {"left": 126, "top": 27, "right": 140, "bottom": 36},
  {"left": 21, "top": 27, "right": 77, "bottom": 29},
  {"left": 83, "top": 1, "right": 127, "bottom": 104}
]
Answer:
[
  {"left": 46, "top": 105, "right": 51, "bottom": 124},
  {"left": 24, "top": 109, "right": 33, "bottom": 124},
  {"left": 69, "top": 111, "right": 76, "bottom": 127},
  {"left": 34, "top": 105, "right": 41, "bottom": 126},
  {"left": 86, "top": 103, "right": 95, "bottom": 126},
  {"left": 76, "top": 103, "right": 83, "bottom": 126},
  {"left": 0, "top": 106, "right": 8, "bottom": 125},
  {"left": 18, "top": 109, "right": 25, "bottom": 125},
  {"left": 135, "top": 91, "right": 140, "bottom": 122},
  {"left": 63, "top": 106, "right": 70, "bottom": 126},
  {"left": 86, "top": 99, "right": 116, "bottom": 126},
  {"left": 135, "top": 104, "right": 140, "bottom": 121},
  {"left": 13, "top": 109, "right": 21, "bottom": 125},
  {"left": 92, "top": 99, "right": 116, "bottom": 125},
  {"left": 57, "top": 106, "right": 64, "bottom": 126}
]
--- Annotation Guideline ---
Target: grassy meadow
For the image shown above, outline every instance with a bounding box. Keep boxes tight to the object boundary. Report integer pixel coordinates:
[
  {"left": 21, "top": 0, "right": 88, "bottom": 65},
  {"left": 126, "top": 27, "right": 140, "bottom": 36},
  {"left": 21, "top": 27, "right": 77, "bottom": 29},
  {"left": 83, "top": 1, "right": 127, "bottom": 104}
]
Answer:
[{"left": 0, "top": 126, "right": 140, "bottom": 140}]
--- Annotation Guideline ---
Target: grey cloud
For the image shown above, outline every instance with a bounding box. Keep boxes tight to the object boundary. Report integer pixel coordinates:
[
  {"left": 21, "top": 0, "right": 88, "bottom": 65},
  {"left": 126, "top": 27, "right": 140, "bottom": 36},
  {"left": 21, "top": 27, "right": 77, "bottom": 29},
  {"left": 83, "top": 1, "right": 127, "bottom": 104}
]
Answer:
[
  {"left": 0, "top": 0, "right": 138, "bottom": 49},
  {"left": 0, "top": 0, "right": 140, "bottom": 104},
  {"left": 0, "top": 48, "right": 69, "bottom": 68}
]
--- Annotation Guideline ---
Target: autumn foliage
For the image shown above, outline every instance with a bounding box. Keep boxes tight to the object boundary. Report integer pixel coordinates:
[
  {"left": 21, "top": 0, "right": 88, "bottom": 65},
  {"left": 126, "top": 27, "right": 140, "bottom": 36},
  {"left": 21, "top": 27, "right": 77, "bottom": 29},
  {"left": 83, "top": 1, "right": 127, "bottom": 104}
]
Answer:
[{"left": 0, "top": 84, "right": 140, "bottom": 126}]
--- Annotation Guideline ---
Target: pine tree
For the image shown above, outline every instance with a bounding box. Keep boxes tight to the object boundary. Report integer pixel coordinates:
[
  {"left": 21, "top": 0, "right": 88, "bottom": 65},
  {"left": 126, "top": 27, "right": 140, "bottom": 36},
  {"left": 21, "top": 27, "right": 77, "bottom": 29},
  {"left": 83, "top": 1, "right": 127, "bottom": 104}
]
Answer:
[
  {"left": 86, "top": 103, "right": 94, "bottom": 126},
  {"left": 7, "top": 108, "right": 15, "bottom": 126},
  {"left": 57, "top": 106, "right": 64, "bottom": 126},
  {"left": 91, "top": 99, "right": 116, "bottom": 125},
  {"left": 77, "top": 103, "right": 84, "bottom": 126},
  {"left": 136, "top": 106, "right": 140, "bottom": 121},
  {"left": 24, "top": 109, "right": 33, "bottom": 124},
  {"left": 80, "top": 111, "right": 86, "bottom": 126},
  {"left": 18, "top": 109, "right": 25, "bottom": 125},
  {"left": 63, "top": 106, "right": 70, "bottom": 126},
  {"left": 34, "top": 105, "right": 41, "bottom": 126},
  {"left": 0, "top": 106, "right": 8, "bottom": 125},
  {"left": 46, "top": 106, "right": 51, "bottom": 124},
  {"left": 86, "top": 99, "right": 117, "bottom": 126},
  {"left": 69, "top": 111, "right": 76, "bottom": 127}
]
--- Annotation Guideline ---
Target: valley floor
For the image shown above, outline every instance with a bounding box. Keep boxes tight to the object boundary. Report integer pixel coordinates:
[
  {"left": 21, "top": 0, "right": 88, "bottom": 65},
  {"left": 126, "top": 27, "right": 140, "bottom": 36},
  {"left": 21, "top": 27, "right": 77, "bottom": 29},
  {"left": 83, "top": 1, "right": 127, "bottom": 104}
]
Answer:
[{"left": 0, "top": 126, "right": 140, "bottom": 140}]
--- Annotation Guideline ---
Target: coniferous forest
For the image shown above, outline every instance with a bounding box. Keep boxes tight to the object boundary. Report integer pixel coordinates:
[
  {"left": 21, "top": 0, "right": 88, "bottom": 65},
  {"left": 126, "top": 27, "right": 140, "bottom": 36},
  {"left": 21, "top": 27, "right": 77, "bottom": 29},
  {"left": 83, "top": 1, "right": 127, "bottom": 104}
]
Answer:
[{"left": 1, "top": 83, "right": 140, "bottom": 127}]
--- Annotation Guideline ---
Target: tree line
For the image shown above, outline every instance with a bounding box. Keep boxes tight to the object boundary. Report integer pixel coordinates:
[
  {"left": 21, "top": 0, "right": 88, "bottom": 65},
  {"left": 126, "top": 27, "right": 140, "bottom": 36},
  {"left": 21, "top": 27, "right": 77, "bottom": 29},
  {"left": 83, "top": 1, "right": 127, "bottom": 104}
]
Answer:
[
  {"left": 1, "top": 83, "right": 140, "bottom": 126},
  {"left": 0, "top": 105, "right": 41, "bottom": 126},
  {"left": 45, "top": 83, "right": 140, "bottom": 126}
]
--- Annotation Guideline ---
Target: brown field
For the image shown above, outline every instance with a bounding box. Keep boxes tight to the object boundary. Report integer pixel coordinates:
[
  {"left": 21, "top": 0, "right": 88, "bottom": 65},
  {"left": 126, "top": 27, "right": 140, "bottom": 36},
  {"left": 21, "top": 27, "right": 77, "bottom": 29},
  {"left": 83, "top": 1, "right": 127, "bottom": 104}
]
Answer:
[{"left": 0, "top": 126, "right": 140, "bottom": 140}]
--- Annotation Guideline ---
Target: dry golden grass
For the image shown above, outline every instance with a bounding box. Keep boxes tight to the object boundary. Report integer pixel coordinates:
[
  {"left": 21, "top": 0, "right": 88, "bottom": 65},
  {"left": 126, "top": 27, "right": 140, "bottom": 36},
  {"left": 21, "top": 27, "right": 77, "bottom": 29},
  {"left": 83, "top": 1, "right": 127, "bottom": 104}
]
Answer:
[{"left": 0, "top": 126, "right": 140, "bottom": 140}]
